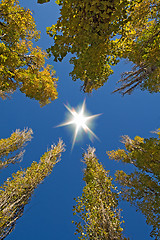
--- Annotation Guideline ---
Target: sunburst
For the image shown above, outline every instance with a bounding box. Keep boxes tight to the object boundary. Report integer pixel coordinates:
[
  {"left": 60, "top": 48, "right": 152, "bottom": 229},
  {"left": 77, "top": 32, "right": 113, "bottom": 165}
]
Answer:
[{"left": 57, "top": 99, "right": 101, "bottom": 149}]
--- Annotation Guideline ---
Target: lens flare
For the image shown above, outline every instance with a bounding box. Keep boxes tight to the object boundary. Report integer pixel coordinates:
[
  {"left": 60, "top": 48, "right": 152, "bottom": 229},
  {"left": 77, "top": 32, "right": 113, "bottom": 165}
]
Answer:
[{"left": 57, "top": 99, "right": 101, "bottom": 149}]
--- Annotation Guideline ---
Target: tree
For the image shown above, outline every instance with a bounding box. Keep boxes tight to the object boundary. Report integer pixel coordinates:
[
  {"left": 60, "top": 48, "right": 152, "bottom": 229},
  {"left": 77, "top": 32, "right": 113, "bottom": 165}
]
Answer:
[
  {"left": 113, "top": 0, "right": 160, "bottom": 95},
  {"left": 47, "top": 0, "right": 135, "bottom": 93},
  {"left": 0, "top": 0, "right": 58, "bottom": 106},
  {"left": 107, "top": 130, "right": 160, "bottom": 239},
  {"left": 73, "top": 146, "right": 128, "bottom": 240},
  {"left": 0, "top": 128, "right": 33, "bottom": 169},
  {"left": 46, "top": 0, "right": 160, "bottom": 95},
  {"left": 0, "top": 129, "right": 65, "bottom": 239}
]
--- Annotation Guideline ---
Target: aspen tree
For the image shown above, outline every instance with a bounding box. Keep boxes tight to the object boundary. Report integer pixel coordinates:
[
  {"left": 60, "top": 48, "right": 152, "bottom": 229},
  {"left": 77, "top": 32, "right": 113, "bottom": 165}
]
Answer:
[
  {"left": 0, "top": 129, "right": 65, "bottom": 239},
  {"left": 0, "top": 0, "right": 58, "bottom": 106},
  {"left": 73, "top": 147, "right": 128, "bottom": 240},
  {"left": 107, "top": 130, "right": 160, "bottom": 239}
]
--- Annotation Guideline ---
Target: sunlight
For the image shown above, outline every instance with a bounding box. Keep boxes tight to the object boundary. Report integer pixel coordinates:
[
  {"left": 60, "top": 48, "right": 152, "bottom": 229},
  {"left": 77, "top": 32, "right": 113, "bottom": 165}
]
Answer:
[
  {"left": 73, "top": 111, "right": 87, "bottom": 129},
  {"left": 57, "top": 99, "right": 101, "bottom": 149}
]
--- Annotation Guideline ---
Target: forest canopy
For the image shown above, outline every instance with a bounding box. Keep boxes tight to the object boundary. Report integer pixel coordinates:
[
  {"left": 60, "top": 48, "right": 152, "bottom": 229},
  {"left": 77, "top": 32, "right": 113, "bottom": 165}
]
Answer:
[
  {"left": 46, "top": 0, "right": 160, "bottom": 94},
  {"left": 0, "top": 1, "right": 160, "bottom": 240}
]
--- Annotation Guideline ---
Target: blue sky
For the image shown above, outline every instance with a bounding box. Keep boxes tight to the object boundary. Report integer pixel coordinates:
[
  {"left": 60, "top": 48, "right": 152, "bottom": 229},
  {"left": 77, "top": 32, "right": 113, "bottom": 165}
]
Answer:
[{"left": 1, "top": 1, "right": 159, "bottom": 239}]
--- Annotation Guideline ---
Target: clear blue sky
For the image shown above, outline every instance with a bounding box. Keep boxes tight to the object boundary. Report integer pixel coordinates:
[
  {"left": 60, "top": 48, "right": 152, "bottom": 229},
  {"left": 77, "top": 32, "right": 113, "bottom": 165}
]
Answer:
[{"left": 1, "top": 1, "right": 159, "bottom": 239}]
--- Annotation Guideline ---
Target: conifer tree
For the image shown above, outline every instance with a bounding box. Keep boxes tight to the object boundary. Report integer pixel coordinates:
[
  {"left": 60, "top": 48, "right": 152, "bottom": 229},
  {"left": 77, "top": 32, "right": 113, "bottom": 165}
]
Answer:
[
  {"left": 73, "top": 146, "right": 128, "bottom": 240},
  {"left": 107, "top": 130, "right": 160, "bottom": 239},
  {"left": 0, "top": 0, "right": 58, "bottom": 106}
]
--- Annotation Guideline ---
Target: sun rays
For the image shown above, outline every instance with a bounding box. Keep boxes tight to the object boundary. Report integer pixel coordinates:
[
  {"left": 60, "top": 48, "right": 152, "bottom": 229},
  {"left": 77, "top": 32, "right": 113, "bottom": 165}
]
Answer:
[{"left": 57, "top": 100, "right": 101, "bottom": 149}]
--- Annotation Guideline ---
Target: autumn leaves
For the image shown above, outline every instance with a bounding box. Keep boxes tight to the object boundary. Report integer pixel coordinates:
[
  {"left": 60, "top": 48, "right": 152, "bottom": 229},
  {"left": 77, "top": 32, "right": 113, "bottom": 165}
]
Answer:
[
  {"left": 0, "top": 0, "right": 58, "bottom": 106},
  {"left": 1, "top": 0, "right": 160, "bottom": 104},
  {"left": 0, "top": 0, "right": 160, "bottom": 239}
]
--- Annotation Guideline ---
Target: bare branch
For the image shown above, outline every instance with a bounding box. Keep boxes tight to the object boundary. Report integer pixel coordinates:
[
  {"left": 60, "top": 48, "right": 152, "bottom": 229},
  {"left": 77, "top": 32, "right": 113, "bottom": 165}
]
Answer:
[{"left": 113, "top": 64, "right": 157, "bottom": 95}]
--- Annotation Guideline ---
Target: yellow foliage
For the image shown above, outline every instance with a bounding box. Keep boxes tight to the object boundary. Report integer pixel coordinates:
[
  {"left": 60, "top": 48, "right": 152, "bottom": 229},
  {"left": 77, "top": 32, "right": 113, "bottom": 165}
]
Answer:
[
  {"left": 0, "top": 128, "right": 33, "bottom": 169},
  {"left": 48, "top": 0, "right": 160, "bottom": 94},
  {"left": 106, "top": 130, "right": 160, "bottom": 238},
  {"left": 0, "top": 138, "right": 65, "bottom": 239},
  {"left": 73, "top": 147, "right": 127, "bottom": 239},
  {"left": 107, "top": 149, "right": 127, "bottom": 161},
  {"left": 0, "top": 0, "right": 58, "bottom": 106},
  {"left": 134, "top": 136, "right": 144, "bottom": 144}
]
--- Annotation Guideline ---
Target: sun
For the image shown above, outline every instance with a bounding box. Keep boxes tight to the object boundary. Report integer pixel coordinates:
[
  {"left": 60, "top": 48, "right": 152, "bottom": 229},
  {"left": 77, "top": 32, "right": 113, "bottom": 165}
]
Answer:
[
  {"left": 57, "top": 99, "right": 101, "bottom": 149},
  {"left": 72, "top": 110, "right": 87, "bottom": 129}
]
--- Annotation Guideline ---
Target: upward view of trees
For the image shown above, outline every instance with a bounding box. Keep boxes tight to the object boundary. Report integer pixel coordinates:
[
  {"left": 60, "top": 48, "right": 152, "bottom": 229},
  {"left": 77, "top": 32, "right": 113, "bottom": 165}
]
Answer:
[
  {"left": 0, "top": 0, "right": 58, "bottom": 106},
  {"left": 2, "top": 0, "right": 160, "bottom": 96},
  {"left": 114, "top": 0, "right": 160, "bottom": 95},
  {"left": 0, "top": 129, "right": 65, "bottom": 240},
  {"left": 0, "top": 0, "right": 160, "bottom": 239},
  {"left": 107, "top": 131, "right": 160, "bottom": 239},
  {"left": 73, "top": 147, "right": 128, "bottom": 240},
  {"left": 46, "top": 0, "right": 133, "bottom": 92},
  {"left": 46, "top": 0, "right": 160, "bottom": 94}
]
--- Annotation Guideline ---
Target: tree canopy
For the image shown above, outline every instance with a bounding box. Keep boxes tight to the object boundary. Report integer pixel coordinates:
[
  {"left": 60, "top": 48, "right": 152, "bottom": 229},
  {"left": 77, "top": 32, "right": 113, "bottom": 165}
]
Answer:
[
  {"left": 47, "top": 0, "right": 160, "bottom": 94},
  {"left": 0, "top": 1, "right": 160, "bottom": 239},
  {"left": 47, "top": 0, "right": 132, "bottom": 92},
  {"left": 107, "top": 130, "right": 160, "bottom": 239},
  {"left": 0, "top": 0, "right": 58, "bottom": 106},
  {"left": 73, "top": 146, "right": 128, "bottom": 240}
]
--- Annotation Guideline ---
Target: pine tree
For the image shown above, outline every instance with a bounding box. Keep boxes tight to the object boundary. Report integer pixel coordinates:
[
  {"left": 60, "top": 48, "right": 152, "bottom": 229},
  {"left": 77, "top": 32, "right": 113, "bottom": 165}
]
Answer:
[
  {"left": 0, "top": 0, "right": 58, "bottom": 106},
  {"left": 73, "top": 146, "right": 128, "bottom": 240},
  {"left": 107, "top": 130, "right": 160, "bottom": 239}
]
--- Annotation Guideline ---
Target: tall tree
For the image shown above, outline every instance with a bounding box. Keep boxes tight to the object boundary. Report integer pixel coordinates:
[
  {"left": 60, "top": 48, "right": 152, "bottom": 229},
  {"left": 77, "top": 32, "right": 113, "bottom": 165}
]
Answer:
[
  {"left": 73, "top": 146, "right": 128, "bottom": 240},
  {"left": 107, "top": 131, "right": 160, "bottom": 239},
  {"left": 0, "top": 138, "right": 65, "bottom": 239},
  {"left": 113, "top": 0, "right": 160, "bottom": 95},
  {"left": 47, "top": 0, "right": 135, "bottom": 93},
  {"left": 0, "top": 128, "right": 33, "bottom": 169},
  {"left": 0, "top": 0, "right": 58, "bottom": 106},
  {"left": 46, "top": 0, "right": 160, "bottom": 95}
]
